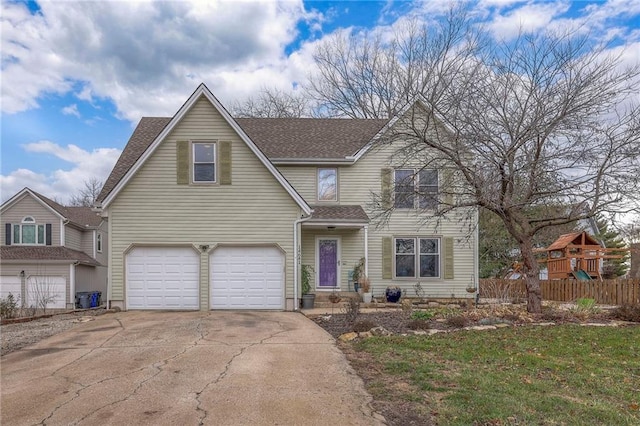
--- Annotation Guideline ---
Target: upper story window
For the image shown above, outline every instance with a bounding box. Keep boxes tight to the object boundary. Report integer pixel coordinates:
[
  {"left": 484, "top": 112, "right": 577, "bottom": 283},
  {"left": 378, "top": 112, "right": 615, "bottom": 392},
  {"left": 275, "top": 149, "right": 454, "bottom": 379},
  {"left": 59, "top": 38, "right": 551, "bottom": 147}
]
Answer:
[
  {"left": 13, "top": 217, "right": 46, "bottom": 245},
  {"left": 193, "top": 142, "right": 216, "bottom": 182},
  {"left": 394, "top": 169, "right": 438, "bottom": 209},
  {"left": 97, "top": 233, "right": 103, "bottom": 253},
  {"left": 317, "top": 168, "right": 337, "bottom": 201}
]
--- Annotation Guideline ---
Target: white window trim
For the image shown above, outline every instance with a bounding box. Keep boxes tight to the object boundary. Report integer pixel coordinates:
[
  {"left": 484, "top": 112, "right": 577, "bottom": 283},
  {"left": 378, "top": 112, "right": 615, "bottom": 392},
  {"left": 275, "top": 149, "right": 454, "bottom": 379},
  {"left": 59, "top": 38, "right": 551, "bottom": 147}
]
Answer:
[
  {"left": 13, "top": 217, "right": 46, "bottom": 246},
  {"left": 317, "top": 167, "right": 338, "bottom": 202},
  {"left": 393, "top": 236, "right": 441, "bottom": 279},
  {"left": 394, "top": 169, "right": 439, "bottom": 209},
  {"left": 192, "top": 141, "right": 217, "bottom": 183}
]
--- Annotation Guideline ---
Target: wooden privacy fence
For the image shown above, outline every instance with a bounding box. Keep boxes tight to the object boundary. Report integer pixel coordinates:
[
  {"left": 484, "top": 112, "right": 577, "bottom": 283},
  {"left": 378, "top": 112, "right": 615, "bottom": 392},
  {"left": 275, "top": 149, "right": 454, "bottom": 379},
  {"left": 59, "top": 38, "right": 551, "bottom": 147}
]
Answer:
[{"left": 480, "top": 278, "right": 640, "bottom": 306}]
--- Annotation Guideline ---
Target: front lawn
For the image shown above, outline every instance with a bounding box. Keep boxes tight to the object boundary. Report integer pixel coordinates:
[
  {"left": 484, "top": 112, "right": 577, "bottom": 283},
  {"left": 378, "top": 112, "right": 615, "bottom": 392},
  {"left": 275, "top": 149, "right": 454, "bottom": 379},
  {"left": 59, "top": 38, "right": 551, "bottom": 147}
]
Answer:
[{"left": 347, "top": 325, "right": 640, "bottom": 425}]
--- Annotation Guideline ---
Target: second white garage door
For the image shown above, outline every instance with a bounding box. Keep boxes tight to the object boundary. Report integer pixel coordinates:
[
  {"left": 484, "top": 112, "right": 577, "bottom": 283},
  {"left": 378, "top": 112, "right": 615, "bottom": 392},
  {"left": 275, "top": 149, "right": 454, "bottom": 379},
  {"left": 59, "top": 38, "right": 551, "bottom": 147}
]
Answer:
[
  {"left": 210, "top": 246, "right": 284, "bottom": 310},
  {"left": 126, "top": 247, "right": 199, "bottom": 310}
]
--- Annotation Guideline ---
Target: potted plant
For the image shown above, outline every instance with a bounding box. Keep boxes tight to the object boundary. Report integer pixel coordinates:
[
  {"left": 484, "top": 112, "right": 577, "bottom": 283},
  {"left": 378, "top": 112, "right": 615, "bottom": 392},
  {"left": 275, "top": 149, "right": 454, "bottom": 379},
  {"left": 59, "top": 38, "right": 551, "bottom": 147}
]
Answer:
[
  {"left": 360, "top": 275, "right": 372, "bottom": 303},
  {"left": 385, "top": 285, "right": 402, "bottom": 303},
  {"left": 301, "top": 265, "right": 315, "bottom": 309}
]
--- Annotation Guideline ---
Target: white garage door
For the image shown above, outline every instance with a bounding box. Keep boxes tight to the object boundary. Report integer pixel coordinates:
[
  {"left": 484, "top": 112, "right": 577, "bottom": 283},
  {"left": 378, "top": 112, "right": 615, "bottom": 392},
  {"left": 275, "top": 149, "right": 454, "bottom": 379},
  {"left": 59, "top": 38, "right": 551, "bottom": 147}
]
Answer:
[
  {"left": 210, "top": 246, "right": 284, "bottom": 310},
  {"left": 126, "top": 247, "right": 199, "bottom": 310},
  {"left": 0, "top": 276, "right": 22, "bottom": 301},
  {"left": 26, "top": 276, "right": 66, "bottom": 309}
]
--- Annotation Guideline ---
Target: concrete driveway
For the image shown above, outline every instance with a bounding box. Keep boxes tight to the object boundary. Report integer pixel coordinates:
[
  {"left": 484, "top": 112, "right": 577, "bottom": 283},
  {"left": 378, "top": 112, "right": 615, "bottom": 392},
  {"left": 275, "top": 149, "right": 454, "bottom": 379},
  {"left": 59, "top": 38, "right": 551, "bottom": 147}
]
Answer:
[{"left": 1, "top": 311, "right": 385, "bottom": 425}]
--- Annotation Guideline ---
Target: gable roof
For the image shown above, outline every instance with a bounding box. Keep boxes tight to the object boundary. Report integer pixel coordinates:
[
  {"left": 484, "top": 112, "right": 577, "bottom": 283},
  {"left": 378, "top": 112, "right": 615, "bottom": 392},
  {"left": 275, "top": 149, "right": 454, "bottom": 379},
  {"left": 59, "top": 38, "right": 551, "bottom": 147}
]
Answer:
[
  {"left": 98, "top": 84, "right": 311, "bottom": 215},
  {"left": 0, "top": 188, "right": 102, "bottom": 228},
  {"left": 307, "top": 205, "right": 370, "bottom": 224},
  {"left": 547, "top": 231, "right": 602, "bottom": 251}
]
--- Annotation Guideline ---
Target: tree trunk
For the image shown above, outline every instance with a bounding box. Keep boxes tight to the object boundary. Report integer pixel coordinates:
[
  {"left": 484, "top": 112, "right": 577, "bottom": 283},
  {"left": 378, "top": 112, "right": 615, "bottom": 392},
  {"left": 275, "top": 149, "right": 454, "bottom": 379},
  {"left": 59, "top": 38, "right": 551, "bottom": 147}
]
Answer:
[{"left": 520, "top": 240, "right": 542, "bottom": 313}]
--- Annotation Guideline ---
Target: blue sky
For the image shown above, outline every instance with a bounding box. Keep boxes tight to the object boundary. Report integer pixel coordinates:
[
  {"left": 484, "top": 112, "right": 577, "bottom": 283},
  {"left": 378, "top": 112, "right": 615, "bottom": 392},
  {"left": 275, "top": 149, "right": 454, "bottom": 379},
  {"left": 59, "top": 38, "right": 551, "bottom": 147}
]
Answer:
[{"left": 1, "top": 0, "right": 639, "bottom": 203}]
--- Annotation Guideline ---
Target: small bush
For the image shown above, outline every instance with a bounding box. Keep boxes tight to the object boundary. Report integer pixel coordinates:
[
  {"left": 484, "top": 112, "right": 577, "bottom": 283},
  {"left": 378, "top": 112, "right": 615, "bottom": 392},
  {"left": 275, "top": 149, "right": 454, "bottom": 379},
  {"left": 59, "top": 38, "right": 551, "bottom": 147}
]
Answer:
[
  {"left": 407, "top": 319, "right": 431, "bottom": 330},
  {"left": 410, "top": 310, "right": 435, "bottom": 321},
  {"left": 353, "top": 319, "right": 377, "bottom": 332},
  {"left": 344, "top": 298, "right": 361, "bottom": 325},
  {"left": 0, "top": 293, "right": 19, "bottom": 319},
  {"left": 540, "top": 308, "right": 570, "bottom": 323},
  {"left": 446, "top": 315, "right": 467, "bottom": 328},
  {"left": 610, "top": 304, "right": 640, "bottom": 322}
]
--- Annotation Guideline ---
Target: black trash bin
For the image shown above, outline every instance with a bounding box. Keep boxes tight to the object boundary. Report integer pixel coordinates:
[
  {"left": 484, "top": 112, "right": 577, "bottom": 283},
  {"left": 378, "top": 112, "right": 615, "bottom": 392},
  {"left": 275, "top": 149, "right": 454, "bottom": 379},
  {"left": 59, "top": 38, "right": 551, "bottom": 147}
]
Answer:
[{"left": 76, "top": 292, "right": 91, "bottom": 309}]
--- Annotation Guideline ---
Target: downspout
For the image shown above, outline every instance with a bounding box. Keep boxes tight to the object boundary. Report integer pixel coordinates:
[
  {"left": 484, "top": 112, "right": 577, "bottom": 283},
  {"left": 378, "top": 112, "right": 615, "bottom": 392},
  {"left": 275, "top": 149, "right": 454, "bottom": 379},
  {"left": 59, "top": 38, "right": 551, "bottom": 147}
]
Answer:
[
  {"left": 293, "top": 213, "right": 313, "bottom": 311},
  {"left": 364, "top": 225, "right": 369, "bottom": 277},
  {"left": 70, "top": 261, "right": 79, "bottom": 310}
]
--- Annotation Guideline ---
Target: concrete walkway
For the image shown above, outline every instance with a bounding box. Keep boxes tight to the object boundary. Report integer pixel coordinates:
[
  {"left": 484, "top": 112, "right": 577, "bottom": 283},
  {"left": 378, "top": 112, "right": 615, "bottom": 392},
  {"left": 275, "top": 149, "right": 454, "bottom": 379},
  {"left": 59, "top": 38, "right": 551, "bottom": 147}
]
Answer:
[{"left": 1, "top": 311, "right": 385, "bottom": 425}]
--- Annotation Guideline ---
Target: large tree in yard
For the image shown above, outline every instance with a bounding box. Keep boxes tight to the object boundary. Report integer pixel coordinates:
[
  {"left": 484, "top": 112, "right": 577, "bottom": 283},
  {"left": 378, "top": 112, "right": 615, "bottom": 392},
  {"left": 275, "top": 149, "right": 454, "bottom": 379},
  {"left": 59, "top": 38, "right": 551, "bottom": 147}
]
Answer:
[{"left": 239, "top": 7, "right": 640, "bottom": 312}]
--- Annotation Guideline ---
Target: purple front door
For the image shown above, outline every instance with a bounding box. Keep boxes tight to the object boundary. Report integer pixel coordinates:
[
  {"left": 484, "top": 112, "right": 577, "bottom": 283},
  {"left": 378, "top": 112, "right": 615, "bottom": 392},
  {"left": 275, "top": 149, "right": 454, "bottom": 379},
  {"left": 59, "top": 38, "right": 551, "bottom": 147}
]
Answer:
[{"left": 318, "top": 239, "right": 338, "bottom": 288}]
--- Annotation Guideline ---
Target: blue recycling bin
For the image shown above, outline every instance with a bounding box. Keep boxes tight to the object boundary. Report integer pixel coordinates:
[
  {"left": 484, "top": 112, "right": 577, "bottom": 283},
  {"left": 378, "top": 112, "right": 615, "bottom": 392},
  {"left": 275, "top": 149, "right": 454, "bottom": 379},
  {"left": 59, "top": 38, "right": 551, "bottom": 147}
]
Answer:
[{"left": 90, "top": 291, "right": 101, "bottom": 308}]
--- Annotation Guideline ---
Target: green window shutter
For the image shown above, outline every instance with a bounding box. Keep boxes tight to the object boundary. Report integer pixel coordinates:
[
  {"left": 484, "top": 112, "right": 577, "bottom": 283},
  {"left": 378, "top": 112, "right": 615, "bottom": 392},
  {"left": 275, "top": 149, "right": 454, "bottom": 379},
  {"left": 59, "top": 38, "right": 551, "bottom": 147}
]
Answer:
[
  {"left": 443, "top": 237, "right": 454, "bottom": 279},
  {"left": 176, "top": 140, "right": 190, "bottom": 185},
  {"left": 381, "top": 168, "right": 393, "bottom": 210},
  {"left": 382, "top": 236, "right": 393, "bottom": 279},
  {"left": 443, "top": 169, "right": 453, "bottom": 206},
  {"left": 219, "top": 141, "right": 232, "bottom": 185}
]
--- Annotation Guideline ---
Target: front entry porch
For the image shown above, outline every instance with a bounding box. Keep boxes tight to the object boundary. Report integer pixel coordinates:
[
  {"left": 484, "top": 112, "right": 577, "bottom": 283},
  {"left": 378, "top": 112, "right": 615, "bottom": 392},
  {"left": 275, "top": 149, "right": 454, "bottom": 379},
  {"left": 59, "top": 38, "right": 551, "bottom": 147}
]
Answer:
[{"left": 301, "top": 205, "right": 370, "bottom": 293}]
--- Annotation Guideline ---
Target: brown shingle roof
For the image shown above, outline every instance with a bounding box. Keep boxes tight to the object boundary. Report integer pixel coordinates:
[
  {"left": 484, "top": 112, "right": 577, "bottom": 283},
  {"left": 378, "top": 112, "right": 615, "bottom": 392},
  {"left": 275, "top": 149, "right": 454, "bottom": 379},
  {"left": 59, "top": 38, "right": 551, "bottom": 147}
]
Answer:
[
  {"left": 97, "top": 116, "right": 388, "bottom": 202},
  {"left": 0, "top": 246, "right": 100, "bottom": 266},
  {"left": 236, "top": 118, "right": 387, "bottom": 159},
  {"left": 308, "top": 205, "right": 370, "bottom": 223},
  {"left": 31, "top": 191, "right": 102, "bottom": 228},
  {"left": 547, "top": 232, "right": 602, "bottom": 251}
]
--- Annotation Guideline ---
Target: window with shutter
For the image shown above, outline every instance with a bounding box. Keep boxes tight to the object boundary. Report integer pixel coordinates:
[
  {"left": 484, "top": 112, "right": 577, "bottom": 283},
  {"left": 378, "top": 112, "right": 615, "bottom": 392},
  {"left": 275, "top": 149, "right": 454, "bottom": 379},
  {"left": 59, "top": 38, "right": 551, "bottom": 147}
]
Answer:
[{"left": 392, "top": 236, "right": 442, "bottom": 279}]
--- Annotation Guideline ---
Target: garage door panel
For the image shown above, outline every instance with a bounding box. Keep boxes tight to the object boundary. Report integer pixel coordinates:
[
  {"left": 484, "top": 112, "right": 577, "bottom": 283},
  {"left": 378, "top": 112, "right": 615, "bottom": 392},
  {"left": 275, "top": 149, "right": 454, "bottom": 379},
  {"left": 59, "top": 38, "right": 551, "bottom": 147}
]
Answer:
[
  {"left": 210, "top": 246, "right": 284, "bottom": 310},
  {"left": 126, "top": 247, "right": 199, "bottom": 310},
  {"left": 26, "top": 276, "right": 66, "bottom": 309},
  {"left": 0, "top": 276, "right": 22, "bottom": 300}
]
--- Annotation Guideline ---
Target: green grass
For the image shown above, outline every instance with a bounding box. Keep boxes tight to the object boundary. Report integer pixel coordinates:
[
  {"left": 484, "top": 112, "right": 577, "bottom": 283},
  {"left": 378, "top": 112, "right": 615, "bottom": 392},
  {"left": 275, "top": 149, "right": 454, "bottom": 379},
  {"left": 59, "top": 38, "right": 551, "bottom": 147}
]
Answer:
[{"left": 354, "top": 325, "right": 640, "bottom": 425}]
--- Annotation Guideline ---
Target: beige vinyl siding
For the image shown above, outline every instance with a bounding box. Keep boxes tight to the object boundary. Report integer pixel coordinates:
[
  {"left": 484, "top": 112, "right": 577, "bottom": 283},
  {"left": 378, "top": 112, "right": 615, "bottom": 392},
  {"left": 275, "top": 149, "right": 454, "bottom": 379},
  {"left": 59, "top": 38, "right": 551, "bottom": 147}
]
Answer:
[
  {"left": 108, "top": 96, "right": 300, "bottom": 309},
  {"left": 295, "top": 123, "right": 476, "bottom": 298},
  {"left": 341, "top": 140, "right": 476, "bottom": 298},
  {"left": 1, "top": 194, "right": 61, "bottom": 245},
  {"left": 277, "top": 166, "right": 317, "bottom": 202},
  {"left": 64, "top": 226, "right": 83, "bottom": 251}
]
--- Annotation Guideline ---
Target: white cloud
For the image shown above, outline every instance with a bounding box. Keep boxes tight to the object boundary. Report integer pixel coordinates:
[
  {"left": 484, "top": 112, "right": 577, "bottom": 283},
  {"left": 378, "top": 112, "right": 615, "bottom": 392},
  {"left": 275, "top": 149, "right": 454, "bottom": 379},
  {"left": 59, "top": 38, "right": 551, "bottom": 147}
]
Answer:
[
  {"left": 1, "top": 0, "right": 319, "bottom": 121},
  {"left": 488, "top": 1, "right": 572, "bottom": 40},
  {"left": 0, "top": 142, "right": 122, "bottom": 204},
  {"left": 61, "top": 104, "right": 80, "bottom": 118}
]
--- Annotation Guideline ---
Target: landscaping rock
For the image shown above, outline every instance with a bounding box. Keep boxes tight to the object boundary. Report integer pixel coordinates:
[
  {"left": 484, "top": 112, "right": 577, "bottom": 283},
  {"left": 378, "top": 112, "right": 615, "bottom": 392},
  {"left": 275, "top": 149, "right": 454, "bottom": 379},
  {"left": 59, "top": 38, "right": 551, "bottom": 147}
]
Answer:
[
  {"left": 465, "top": 325, "right": 497, "bottom": 331},
  {"left": 534, "top": 322, "right": 556, "bottom": 326},
  {"left": 338, "top": 332, "right": 358, "bottom": 342},
  {"left": 358, "top": 331, "right": 373, "bottom": 339},
  {"left": 370, "top": 326, "right": 393, "bottom": 336}
]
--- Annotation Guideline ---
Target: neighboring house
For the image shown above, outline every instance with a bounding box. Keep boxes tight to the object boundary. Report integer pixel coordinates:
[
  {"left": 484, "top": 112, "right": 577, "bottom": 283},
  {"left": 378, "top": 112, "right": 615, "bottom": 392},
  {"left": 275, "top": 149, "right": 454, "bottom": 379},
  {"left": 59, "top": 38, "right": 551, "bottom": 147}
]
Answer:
[
  {"left": 96, "top": 83, "right": 478, "bottom": 311},
  {"left": 0, "top": 188, "right": 108, "bottom": 309}
]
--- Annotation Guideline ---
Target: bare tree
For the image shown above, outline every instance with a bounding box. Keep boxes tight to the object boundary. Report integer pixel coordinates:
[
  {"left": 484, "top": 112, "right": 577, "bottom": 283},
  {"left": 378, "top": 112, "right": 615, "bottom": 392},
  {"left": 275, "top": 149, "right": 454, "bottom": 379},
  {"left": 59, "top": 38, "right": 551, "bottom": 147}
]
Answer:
[
  {"left": 382, "top": 30, "right": 640, "bottom": 312},
  {"left": 69, "top": 178, "right": 103, "bottom": 207},
  {"left": 232, "top": 87, "right": 312, "bottom": 118}
]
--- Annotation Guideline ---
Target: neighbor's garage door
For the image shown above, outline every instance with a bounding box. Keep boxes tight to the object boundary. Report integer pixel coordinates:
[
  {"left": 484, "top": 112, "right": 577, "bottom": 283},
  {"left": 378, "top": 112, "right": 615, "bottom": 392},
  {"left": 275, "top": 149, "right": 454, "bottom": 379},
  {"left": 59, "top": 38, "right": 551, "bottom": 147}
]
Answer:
[
  {"left": 210, "top": 246, "right": 284, "bottom": 309},
  {"left": 26, "top": 276, "right": 66, "bottom": 309},
  {"left": 0, "top": 276, "right": 22, "bottom": 301},
  {"left": 126, "top": 247, "right": 199, "bottom": 310}
]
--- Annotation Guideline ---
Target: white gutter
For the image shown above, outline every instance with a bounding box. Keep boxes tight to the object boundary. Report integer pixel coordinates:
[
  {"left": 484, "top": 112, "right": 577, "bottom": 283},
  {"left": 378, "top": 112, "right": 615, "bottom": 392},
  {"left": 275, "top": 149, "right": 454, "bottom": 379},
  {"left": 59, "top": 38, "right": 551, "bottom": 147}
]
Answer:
[
  {"left": 293, "top": 213, "right": 313, "bottom": 311},
  {"left": 364, "top": 225, "right": 369, "bottom": 277},
  {"left": 70, "top": 262, "right": 78, "bottom": 309}
]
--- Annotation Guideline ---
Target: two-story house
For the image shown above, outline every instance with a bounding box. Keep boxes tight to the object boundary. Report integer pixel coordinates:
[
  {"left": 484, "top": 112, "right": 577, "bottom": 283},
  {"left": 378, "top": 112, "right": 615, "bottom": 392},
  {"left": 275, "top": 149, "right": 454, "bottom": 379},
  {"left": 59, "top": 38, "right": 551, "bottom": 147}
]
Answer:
[
  {"left": 0, "top": 188, "right": 108, "bottom": 309},
  {"left": 96, "top": 84, "right": 478, "bottom": 311}
]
